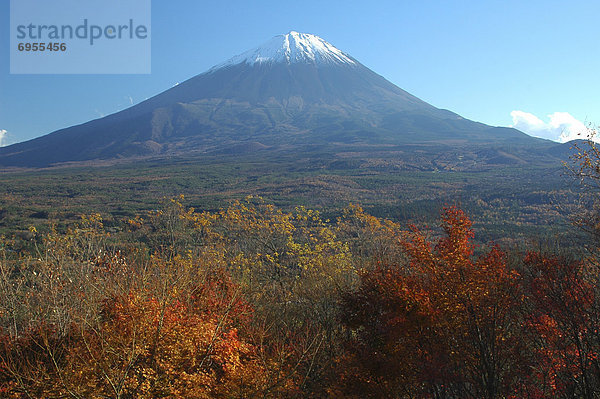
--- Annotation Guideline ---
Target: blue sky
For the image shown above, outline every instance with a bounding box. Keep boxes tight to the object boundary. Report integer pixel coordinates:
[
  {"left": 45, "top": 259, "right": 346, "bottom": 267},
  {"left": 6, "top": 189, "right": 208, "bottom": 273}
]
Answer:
[{"left": 1, "top": 0, "right": 598, "bottom": 146}]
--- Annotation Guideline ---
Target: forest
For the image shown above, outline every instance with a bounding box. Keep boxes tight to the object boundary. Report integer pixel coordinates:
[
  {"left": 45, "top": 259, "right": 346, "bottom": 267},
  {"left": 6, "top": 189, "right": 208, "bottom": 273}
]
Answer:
[{"left": 0, "top": 139, "right": 599, "bottom": 398}]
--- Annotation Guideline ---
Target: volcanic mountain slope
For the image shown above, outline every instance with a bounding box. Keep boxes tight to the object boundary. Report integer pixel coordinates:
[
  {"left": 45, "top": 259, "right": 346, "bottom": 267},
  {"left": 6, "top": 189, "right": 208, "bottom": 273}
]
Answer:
[{"left": 0, "top": 31, "right": 548, "bottom": 167}]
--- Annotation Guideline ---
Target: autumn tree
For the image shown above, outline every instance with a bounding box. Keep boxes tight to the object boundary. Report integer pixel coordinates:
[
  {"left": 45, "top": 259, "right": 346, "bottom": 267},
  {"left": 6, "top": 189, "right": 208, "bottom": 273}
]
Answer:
[
  {"left": 0, "top": 210, "right": 291, "bottom": 398},
  {"left": 339, "top": 207, "right": 527, "bottom": 398},
  {"left": 519, "top": 252, "right": 600, "bottom": 398},
  {"left": 194, "top": 198, "right": 356, "bottom": 396},
  {"left": 11, "top": 197, "right": 600, "bottom": 398}
]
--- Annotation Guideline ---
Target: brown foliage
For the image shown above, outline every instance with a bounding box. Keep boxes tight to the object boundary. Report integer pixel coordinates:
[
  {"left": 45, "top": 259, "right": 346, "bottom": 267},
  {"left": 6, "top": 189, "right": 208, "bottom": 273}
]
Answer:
[{"left": 2, "top": 199, "right": 600, "bottom": 398}]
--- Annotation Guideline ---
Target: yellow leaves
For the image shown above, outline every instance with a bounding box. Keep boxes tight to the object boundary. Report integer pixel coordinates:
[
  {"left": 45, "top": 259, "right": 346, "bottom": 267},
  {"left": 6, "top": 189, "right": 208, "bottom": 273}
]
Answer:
[
  {"left": 1, "top": 196, "right": 387, "bottom": 397},
  {"left": 80, "top": 212, "right": 104, "bottom": 230},
  {"left": 127, "top": 215, "right": 144, "bottom": 229}
]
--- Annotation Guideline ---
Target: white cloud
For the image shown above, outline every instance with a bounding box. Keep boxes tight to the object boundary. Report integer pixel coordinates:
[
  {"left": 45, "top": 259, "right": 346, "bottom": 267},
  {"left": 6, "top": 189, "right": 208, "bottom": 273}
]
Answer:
[
  {"left": 510, "top": 110, "right": 591, "bottom": 143},
  {"left": 0, "top": 130, "right": 7, "bottom": 147}
]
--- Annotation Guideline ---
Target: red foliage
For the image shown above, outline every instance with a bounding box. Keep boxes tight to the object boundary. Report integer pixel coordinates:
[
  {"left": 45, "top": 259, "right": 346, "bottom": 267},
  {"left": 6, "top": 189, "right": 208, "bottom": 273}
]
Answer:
[
  {"left": 339, "top": 207, "right": 527, "bottom": 398},
  {"left": 522, "top": 252, "right": 600, "bottom": 398},
  {"left": 0, "top": 267, "right": 274, "bottom": 398}
]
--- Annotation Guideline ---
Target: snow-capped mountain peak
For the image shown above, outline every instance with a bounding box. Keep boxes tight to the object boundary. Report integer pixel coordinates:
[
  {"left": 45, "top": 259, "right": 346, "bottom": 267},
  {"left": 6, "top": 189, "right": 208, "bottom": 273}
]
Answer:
[{"left": 213, "top": 31, "right": 356, "bottom": 69}]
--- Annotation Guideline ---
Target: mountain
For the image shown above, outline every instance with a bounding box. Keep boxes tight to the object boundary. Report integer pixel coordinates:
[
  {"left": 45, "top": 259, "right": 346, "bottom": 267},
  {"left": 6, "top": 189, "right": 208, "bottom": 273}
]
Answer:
[{"left": 0, "top": 31, "right": 549, "bottom": 167}]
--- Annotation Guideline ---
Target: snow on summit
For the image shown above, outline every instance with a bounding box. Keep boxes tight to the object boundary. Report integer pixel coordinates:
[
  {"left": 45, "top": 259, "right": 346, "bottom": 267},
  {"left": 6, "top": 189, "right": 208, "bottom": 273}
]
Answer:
[{"left": 213, "top": 31, "right": 356, "bottom": 69}]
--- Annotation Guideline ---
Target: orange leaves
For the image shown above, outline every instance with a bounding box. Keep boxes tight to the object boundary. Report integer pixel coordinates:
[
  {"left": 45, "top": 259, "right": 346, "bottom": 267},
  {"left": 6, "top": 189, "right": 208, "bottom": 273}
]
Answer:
[
  {"left": 521, "top": 252, "right": 600, "bottom": 397},
  {"left": 437, "top": 205, "right": 475, "bottom": 262},
  {"left": 7, "top": 198, "right": 600, "bottom": 397},
  {"left": 0, "top": 265, "right": 268, "bottom": 398},
  {"left": 103, "top": 289, "right": 262, "bottom": 398},
  {"left": 341, "top": 206, "right": 525, "bottom": 398},
  {"left": 399, "top": 207, "right": 506, "bottom": 327}
]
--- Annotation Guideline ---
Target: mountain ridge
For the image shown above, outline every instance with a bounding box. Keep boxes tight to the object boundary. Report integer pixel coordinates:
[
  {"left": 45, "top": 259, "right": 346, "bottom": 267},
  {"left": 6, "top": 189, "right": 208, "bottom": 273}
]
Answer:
[{"left": 0, "top": 31, "right": 552, "bottom": 167}]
